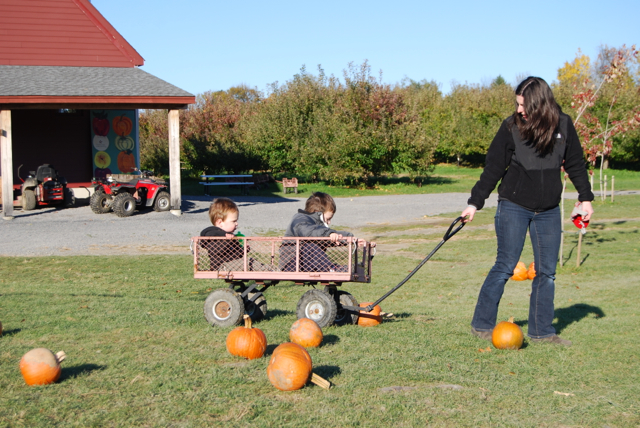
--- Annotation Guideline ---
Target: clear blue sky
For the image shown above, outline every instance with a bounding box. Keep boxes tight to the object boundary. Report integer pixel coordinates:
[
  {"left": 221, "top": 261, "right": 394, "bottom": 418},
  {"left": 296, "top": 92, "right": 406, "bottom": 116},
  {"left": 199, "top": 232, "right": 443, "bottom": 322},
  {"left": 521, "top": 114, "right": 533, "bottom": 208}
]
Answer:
[{"left": 93, "top": 0, "right": 639, "bottom": 97}]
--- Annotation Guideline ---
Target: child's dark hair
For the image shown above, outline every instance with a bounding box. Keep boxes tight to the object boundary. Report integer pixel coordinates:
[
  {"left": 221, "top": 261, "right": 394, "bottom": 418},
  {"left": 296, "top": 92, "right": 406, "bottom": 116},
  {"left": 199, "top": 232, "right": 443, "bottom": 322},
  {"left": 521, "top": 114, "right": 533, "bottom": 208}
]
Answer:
[
  {"left": 304, "top": 192, "right": 336, "bottom": 214},
  {"left": 208, "top": 197, "right": 239, "bottom": 225}
]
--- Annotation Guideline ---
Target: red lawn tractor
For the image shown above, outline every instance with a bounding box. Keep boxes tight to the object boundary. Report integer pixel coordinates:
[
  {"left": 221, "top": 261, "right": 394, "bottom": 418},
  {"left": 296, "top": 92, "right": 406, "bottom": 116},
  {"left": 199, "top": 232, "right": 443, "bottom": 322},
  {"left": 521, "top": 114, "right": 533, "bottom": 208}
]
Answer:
[
  {"left": 90, "top": 170, "right": 171, "bottom": 217},
  {"left": 17, "top": 164, "right": 74, "bottom": 211}
]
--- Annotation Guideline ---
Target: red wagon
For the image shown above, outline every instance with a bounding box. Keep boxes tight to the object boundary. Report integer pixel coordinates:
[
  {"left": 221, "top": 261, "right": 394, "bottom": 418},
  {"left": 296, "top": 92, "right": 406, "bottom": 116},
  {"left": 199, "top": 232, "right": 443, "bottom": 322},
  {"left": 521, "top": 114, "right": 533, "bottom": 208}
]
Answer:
[{"left": 192, "top": 236, "right": 375, "bottom": 328}]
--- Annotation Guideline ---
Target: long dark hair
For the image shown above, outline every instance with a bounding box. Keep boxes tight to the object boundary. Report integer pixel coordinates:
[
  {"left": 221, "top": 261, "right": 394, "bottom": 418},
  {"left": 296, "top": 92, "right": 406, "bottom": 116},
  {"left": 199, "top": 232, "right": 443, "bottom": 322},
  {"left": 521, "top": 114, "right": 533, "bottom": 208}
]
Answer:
[{"left": 514, "top": 76, "right": 560, "bottom": 155}]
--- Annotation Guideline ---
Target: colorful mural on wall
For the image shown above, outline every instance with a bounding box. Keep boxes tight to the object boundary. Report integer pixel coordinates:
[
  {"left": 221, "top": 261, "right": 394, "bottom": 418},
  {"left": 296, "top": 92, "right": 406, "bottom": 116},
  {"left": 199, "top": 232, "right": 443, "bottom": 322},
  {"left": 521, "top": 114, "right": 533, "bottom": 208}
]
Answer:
[{"left": 90, "top": 110, "right": 139, "bottom": 179}]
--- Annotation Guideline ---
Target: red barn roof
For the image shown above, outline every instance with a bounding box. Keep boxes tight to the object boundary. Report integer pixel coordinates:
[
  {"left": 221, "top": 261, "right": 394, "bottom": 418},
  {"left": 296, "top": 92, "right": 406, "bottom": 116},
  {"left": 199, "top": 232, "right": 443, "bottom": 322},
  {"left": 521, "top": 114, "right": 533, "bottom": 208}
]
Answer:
[{"left": 0, "top": 0, "right": 144, "bottom": 67}]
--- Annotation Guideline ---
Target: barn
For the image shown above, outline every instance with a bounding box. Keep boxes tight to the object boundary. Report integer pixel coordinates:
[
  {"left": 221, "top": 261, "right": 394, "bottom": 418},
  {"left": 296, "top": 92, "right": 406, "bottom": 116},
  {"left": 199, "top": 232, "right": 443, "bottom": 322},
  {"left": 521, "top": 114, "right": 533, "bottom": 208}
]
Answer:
[{"left": 0, "top": 0, "right": 196, "bottom": 219}]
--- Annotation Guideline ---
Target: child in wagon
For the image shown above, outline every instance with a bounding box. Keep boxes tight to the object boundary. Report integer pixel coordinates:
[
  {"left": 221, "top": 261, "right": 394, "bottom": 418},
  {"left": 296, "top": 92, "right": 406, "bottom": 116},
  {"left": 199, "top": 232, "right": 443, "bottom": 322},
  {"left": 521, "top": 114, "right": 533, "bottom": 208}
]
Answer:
[
  {"left": 200, "top": 197, "right": 244, "bottom": 271},
  {"left": 281, "top": 192, "right": 373, "bottom": 271}
]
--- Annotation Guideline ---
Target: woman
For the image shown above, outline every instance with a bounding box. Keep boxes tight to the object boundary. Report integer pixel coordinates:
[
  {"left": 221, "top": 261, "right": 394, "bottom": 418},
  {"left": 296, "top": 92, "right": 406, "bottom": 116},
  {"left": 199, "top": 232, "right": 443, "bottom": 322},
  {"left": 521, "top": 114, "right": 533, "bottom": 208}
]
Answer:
[{"left": 461, "top": 76, "right": 594, "bottom": 347}]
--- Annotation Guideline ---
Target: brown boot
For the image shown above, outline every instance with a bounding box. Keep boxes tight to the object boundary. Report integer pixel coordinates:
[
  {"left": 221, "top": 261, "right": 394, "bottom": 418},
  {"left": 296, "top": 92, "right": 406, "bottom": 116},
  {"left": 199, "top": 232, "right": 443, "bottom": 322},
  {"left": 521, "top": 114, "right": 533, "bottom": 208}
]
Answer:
[{"left": 471, "top": 327, "right": 493, "bottom": 341}]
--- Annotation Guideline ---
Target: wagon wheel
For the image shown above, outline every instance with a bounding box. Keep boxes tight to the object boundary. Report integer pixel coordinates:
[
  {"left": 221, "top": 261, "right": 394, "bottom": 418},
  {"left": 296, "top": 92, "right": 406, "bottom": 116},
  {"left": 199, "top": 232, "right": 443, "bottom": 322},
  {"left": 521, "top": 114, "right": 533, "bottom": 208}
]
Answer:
[
  {"left": 203, "top": 288, "right": 244, "bottom": 327},
  {"left": 112, "top": 192, "right": 136, "bottom": 217},
  {"left": 244, "top": 292, "right": 268, "bottom": 322},
  {"left": 296, "top": 289, "right": 337, "bottom": 328},
  {"left": 333, "top": 291, "right": 359, "bottom": 326},
  {"left": 90, "top": 191, "right": 112, "bottom": 214}
]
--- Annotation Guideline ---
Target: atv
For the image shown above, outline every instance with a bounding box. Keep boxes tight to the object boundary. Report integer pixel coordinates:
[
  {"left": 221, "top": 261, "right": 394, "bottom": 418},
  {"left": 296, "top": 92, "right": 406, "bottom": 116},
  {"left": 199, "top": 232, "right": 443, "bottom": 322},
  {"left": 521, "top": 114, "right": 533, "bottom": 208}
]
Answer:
[
  {"left": 17, "top": 164, "right": 74, "bottom": 211},
  {"left": 90, "top": 170, "right": 171, "bottom": 217}
]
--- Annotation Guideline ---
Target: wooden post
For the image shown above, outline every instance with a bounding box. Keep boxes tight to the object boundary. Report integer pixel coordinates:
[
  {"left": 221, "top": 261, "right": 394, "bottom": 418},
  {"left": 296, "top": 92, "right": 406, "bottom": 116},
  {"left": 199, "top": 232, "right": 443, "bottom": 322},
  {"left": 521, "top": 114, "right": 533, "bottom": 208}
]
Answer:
[
  {"left": 168, "top": 109, "right": 182, "bottom": 216},
  {"left": 559, "top": 173, "right": 567, "bottom": 266},
  {"left": 576, "top": 231, "right": 583, "bottom": 268},
  {"left": 0, "top": 110, "right": 14, "bottom": 220},
  {"left": 611, "top": 176, "right": 615, "bottom": 202},
  {"left": 604, "top": 174, "right": 607, "bottom": 201}
]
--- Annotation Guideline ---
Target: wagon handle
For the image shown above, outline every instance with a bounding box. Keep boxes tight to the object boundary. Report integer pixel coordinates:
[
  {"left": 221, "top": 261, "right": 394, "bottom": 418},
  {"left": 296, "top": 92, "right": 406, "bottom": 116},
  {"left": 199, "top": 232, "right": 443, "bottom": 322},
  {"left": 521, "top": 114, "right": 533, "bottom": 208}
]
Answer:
[
  {"left": 443, "top": 216, "right": 465, "bottom": 242},
  {"left": 353, "top": 217, "right": 466, "bottom": 313}
]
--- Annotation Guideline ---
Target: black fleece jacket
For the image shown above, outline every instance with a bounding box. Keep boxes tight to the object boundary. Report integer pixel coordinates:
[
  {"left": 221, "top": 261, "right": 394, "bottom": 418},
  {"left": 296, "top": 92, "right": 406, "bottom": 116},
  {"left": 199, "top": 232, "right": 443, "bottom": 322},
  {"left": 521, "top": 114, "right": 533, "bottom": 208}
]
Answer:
[{"left": 468, "top": 112, "right": 594, "bottom": 212}]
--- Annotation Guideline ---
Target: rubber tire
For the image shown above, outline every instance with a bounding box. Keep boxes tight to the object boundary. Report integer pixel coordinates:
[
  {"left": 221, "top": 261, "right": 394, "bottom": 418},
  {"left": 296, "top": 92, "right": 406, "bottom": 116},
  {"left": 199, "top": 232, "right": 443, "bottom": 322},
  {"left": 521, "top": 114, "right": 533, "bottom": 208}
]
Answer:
[
  {"left": 204, "top": 288, "right": 245, "bottom": 327},
  {"left": 244, "top": 292, "right": 268, "bottom": 322},
  {"left": 22, "top": 189, "right": 37, "bottom": 211},
  {"left": 64, "top": 188, "right": 76, "bottom": 208},
  {"left": 153, "top": 191, "right": 171, "bottom": 212},
  {"left": 90, "top": 191, "right": 112, "bottom": 214},
  {"left": 112, "top": 192, "right": 136, "bottom": 217},
  {"left": 296, "top": 289, "right": 337, "bottom": 328},
  {"left": 334, "top": 291, "right": 359, "bottom": 326}
]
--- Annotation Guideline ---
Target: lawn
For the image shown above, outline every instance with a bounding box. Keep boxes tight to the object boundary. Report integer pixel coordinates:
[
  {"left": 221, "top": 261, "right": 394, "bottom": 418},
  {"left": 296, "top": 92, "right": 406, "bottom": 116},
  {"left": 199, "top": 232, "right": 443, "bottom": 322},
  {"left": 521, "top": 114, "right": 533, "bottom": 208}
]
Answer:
[
  {"left": 1, "top": 197, "right": 639, "bottom": 427},
  {"left": 181, "top": 164, "right": 640, "bottom": 199}
]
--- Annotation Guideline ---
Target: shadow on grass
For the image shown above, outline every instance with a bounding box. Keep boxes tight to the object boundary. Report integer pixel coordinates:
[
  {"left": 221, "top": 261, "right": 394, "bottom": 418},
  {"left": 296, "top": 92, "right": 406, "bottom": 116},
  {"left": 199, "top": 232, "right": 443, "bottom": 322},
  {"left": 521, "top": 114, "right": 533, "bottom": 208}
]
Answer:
[
  {"left": 513, "top": 303, "right": 605, "bottom": 335},
  {"left": 554, "top": 303, "right": 605, "bottom": 334},
  {"left": 322, "top": 334, "right": 340, "bottom": 346},
  {"left": 60, "top": 363, "right": 106, "bottom": 382},
  {"left": 313, "top": 365, "right": 341, "bottom": 381},
  {"left": 262, "top": 309, "right": 294, "bottom": 322},
  {"left": 1, "top": 328, "right": 22, "bottom": 337}
]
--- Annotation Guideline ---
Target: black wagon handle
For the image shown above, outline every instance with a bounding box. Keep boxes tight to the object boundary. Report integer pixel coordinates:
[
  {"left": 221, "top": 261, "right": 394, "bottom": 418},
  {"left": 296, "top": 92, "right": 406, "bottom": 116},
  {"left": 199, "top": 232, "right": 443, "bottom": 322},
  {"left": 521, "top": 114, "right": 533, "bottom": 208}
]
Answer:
[
  {"left": 443, "top": 216, "right": 465, "bottom": 241},
  {"left": 350, "top": 217, "right": 466, "bottom": 313}
]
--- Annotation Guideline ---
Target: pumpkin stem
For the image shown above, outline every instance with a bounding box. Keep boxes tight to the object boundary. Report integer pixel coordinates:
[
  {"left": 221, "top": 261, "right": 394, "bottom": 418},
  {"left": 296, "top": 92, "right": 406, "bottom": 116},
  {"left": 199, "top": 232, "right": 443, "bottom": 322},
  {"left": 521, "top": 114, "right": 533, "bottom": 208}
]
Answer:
[
  {"left": 55, "top": 351, "right": 66, "bottom": 364},
  {"left": 310, "top": 372, "right": 331, "bottom": 390},
  {"left": 508, "top": 316, "right": 515, "bottom": 323},
  {"left": 243, "top": 314, "right": 252, "bottom": 329}
]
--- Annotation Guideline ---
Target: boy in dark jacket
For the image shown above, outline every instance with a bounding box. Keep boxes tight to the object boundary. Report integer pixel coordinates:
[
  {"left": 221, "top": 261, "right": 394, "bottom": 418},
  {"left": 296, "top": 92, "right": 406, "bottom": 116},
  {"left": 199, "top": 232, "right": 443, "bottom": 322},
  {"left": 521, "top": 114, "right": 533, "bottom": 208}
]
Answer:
[
  {"left": 200, "top": 197, "right": 244, "bottom": 270},
  {"left": 281, "top": 192, "right": 370, "bottom": 271}
]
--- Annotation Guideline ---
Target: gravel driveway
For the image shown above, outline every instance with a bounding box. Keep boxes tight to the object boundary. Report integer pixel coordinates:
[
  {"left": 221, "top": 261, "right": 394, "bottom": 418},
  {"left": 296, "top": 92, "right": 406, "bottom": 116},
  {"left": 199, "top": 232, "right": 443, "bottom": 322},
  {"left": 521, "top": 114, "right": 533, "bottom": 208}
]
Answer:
[
  {"left": 0, "top": 193, "right": 498, "bottom": 257},
  {"left": 3, "top": 189, "right": 622, "bottom": 257}
]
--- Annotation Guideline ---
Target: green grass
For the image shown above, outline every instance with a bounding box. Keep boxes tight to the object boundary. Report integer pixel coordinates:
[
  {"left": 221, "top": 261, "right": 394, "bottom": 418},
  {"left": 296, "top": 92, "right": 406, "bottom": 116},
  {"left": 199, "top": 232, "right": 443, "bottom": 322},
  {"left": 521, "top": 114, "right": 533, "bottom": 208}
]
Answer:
[
  {"left": 1, "top": 195, "right": 639, "bottom": 426},
  {"left": 182, "top": 165, "right": 640, "bottom": 199}
]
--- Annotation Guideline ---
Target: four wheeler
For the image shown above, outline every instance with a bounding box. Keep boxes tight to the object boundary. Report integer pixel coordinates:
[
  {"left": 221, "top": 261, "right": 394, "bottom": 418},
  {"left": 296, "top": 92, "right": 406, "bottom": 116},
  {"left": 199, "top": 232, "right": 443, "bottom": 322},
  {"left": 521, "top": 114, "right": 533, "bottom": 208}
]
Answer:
[
  {"left": 90, "top": 170, "right": 171, "bottom": 217},
  {"left": 17, "top": 164, "right": 74, "bottom": 210}
]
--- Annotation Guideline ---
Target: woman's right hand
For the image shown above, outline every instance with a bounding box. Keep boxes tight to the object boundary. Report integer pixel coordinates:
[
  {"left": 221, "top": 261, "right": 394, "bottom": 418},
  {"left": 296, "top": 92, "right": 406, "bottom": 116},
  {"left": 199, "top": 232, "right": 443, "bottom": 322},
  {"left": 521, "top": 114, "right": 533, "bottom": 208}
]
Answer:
[{"left": 461, "top": 205, "right": 477, "bottom": 223}]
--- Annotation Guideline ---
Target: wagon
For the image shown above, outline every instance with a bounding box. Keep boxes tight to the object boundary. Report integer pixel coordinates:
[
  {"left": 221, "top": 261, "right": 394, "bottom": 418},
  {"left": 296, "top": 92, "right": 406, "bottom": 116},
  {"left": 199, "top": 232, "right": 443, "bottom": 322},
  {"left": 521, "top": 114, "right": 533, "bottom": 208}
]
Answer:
[{"left": 192, "top": 236, "right": 375, "bottom": 328}]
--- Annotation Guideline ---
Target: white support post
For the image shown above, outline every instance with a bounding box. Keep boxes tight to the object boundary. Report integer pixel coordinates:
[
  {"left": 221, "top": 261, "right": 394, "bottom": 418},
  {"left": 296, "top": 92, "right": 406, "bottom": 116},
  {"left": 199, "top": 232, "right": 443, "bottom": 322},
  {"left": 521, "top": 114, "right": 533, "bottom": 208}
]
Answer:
[
  {"left": 1, "top": 110, "right": 14, "bottom": 220},
  {"left": 168, "top": 109, "right": 182, "bottom": 216}
]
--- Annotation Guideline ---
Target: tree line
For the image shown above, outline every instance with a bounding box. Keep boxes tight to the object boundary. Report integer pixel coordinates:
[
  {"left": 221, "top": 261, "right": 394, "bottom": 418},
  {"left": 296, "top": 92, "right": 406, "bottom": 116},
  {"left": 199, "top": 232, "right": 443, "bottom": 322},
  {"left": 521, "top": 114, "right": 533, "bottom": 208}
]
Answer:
[{"left": 140, "top": 46, "right": 640, "bottom": 183}]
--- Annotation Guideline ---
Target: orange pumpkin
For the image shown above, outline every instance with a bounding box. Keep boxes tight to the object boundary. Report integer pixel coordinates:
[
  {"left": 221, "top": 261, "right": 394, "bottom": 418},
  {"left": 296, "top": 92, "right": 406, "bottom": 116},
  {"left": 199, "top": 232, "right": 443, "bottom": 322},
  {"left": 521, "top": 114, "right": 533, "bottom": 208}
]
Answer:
[
  {"left": 226, "top": 315, "right": 267, "bottom": 360},
  {"left": 491, "top": 317, "right": 524, "bottom": 350},
  {"left": 290, "top": 318, "right": 323, "bottom": 348},
  {"left": 112, "top": 115, "right": 133, "bottom": 136},
  {"left": 117, "top": 151, "right": 136, "bottom": 173},
  {"left": 510, "top": 261, "right": 528, "bottom": 281},
  {"left": 527, "top": 262, "right": 536, "bottom": 280},
  {"left": 267, "top": 342, "right": 313, "bottom": 391},
  {"left": 20, "top": 348, "right": 66, "bottom": 386},
  {"left": 357, "top": 302, "right": 382, "bottom": 327}
]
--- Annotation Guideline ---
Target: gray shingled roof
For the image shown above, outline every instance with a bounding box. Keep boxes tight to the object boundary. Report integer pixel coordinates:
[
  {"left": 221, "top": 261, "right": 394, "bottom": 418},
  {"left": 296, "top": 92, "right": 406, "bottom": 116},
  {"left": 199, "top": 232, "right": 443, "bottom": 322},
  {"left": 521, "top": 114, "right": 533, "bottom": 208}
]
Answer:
[{"left": 0, "top": 65, "right": 194, "bottom": 97}]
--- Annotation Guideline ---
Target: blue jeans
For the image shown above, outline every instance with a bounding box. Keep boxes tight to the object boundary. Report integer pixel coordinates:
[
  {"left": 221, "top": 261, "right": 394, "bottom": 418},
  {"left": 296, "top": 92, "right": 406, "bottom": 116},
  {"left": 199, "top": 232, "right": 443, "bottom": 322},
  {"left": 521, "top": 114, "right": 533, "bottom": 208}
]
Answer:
[{"left": 471, "top": 200, "right": 561, "bottom": 339}]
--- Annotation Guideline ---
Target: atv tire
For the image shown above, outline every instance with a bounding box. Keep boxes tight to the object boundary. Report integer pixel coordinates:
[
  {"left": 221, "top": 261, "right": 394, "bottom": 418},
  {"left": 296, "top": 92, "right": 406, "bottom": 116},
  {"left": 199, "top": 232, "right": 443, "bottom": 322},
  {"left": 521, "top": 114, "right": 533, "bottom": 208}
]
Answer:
[
  {"left": 90, "top": 191, "right": 112, "bottom": 214},
  {"left": 112, "top": 192, "right": 136, "bottom": 217},
  {"left": 153, "top": 191, "right": 171, "bottom": 212}
]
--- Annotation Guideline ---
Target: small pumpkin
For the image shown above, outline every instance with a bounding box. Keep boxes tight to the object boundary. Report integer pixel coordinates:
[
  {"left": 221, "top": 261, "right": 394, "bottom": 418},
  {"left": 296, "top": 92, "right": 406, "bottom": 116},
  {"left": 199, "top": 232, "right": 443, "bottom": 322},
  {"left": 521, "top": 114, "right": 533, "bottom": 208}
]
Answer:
[
  {"left": 527, "top": 262, "right": 536, "bottom": 280},
  {"left": 510, "top": 261, "right": 528, "bottom": 281},
  {"left": 491, "top": 316, "right": 524, "bottom": 350},
  {"left": 117, "top": 151, "right": 137, "bottom": 173},
  {"left": 226, "top": 315, "right": 267, "bottom": 360},
  {"left": 20, "top": 348, "right": 66, "bottom": 386},
  {"left": 290, "top": 318, "right": 323, "bottom": 348},
  {"left": 115, "top": 135, "right": 135, "bottom": 151},
  {"left": 267, "top": 342, "right": 313, "bottom": 391},
  {"left": 357, "top": 302, "right": 382, "bottom": 327}
]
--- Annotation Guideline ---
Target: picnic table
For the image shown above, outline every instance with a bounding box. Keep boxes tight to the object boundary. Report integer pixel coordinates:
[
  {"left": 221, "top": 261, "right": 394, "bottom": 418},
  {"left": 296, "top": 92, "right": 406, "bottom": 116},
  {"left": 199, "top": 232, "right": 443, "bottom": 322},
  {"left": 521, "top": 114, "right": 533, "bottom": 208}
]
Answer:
[{"left": 199, "top": 175, "right": 254, "bottom": 195}]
